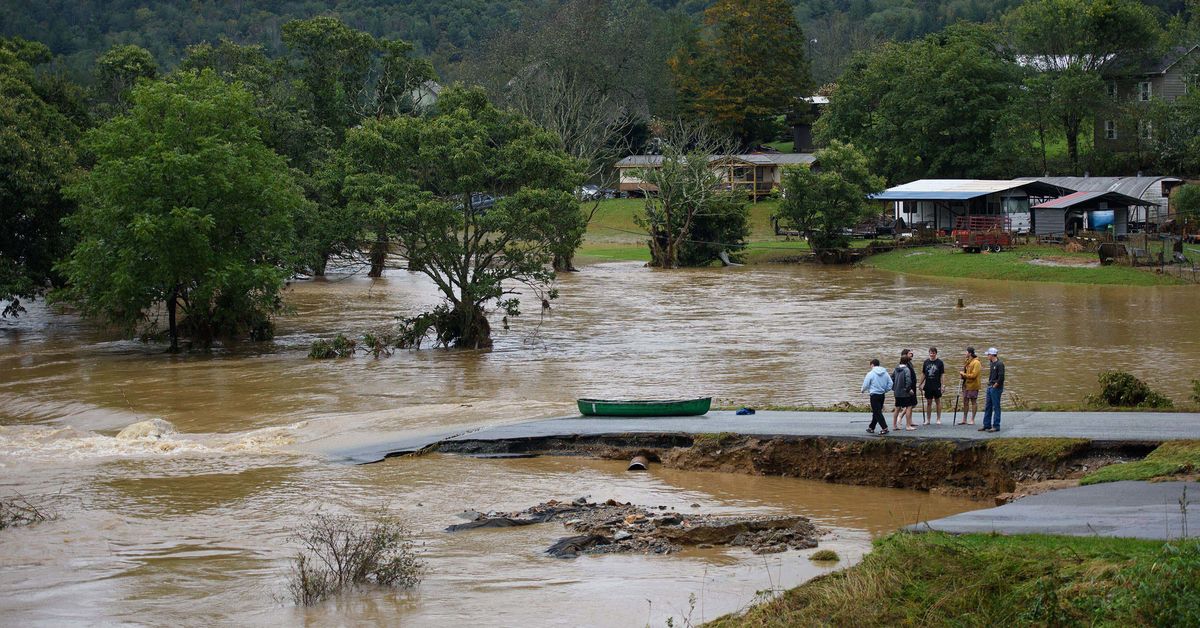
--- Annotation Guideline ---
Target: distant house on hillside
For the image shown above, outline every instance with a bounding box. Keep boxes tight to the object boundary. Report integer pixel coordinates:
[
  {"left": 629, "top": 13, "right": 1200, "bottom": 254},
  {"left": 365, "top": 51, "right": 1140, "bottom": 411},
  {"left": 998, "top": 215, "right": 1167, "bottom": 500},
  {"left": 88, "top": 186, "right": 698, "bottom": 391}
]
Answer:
[
  {"left": 1095, "top": 45, "right": 1199, "bottom": 151},
  {"left": 614, "top": 153, "right": 816, "bottom": 199}
]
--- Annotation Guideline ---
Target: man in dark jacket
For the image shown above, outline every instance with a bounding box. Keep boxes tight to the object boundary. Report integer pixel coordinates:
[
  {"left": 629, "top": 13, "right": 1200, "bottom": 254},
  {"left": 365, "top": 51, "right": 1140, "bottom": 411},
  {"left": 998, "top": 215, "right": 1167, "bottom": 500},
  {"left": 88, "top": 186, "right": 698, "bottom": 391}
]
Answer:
[
  {"left": 892, "top": 349, "right": 918, "bottom": 431},
  {"left": 981, "top": 347, "right": 1005, "bottom": 432}
]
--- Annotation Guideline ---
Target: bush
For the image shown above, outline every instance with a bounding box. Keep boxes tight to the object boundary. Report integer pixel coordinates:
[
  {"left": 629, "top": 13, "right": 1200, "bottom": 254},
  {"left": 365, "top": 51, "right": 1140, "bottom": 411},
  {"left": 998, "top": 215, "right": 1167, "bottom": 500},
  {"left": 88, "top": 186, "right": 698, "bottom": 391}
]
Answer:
[
  {"left": 1085, "top": 370, "right": 1172, "bottom": 408},
  {"left": 809, "top": 549, "right": 840, "bottom": 562},
  {"left": 1191, "top": 379, "right": 1200, "bottom": 405},
  {"left": 308, "top": 334, "right": 356, "bottom": 359},
  {"left": 287, "top": 511, "right": 424, "bottom": 606}
]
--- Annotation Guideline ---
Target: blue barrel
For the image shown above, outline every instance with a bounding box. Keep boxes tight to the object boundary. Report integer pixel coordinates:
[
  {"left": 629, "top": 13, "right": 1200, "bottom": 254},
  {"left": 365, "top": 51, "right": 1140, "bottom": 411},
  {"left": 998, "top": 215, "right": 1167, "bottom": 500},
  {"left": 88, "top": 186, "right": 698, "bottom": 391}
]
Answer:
[{"left": 1088, "top": 210, "right": 1115, "bottom": 230}]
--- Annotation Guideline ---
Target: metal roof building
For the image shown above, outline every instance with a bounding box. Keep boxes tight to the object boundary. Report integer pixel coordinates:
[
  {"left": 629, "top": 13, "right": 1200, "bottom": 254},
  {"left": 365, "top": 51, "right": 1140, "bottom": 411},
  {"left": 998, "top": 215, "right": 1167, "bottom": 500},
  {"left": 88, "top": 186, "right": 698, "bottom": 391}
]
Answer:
[{"left": 1017, "top": 176, "right": 1183, "bottom": 222}]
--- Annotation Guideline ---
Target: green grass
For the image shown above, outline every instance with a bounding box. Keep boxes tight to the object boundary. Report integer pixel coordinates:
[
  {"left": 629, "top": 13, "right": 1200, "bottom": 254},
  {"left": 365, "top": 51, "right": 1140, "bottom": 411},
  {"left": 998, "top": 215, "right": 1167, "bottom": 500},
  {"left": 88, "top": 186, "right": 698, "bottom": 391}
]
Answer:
[
  {"left": 987, "top": 438, "right": 1090, "bottom": 464},
  {"left": 863, "top": 244, "right": 1187, "bottom": 286},
  {"left": 709, "top": 532, "right": 1200, "bottom": 627},
  {"left": 763, "top": 140, "right": 793, "bottom": 153},
  {"left": 1081, "top": 440, "right": 1200, "bottom": 485},
  {"left": 579, "top": 198, "right": 881, "bottom": 265}
]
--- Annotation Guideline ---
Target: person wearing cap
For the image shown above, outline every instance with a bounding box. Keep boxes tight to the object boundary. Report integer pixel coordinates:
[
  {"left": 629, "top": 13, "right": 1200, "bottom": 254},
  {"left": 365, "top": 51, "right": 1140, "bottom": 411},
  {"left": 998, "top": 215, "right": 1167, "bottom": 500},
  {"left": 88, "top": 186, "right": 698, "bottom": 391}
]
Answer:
[
  {"left": 981, "top": 348, "right": 1005, "bottom": 432},
  {"left": 958, "top": 347, "right": 981, "bottom": 425}
]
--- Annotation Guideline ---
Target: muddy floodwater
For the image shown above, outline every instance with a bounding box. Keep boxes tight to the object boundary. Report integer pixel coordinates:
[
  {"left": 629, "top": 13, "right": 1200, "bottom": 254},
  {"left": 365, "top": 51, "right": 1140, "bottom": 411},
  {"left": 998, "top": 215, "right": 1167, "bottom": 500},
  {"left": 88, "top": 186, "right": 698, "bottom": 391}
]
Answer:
[{"left": 2, "top": 262, "right": 1198, "bottom": 625}]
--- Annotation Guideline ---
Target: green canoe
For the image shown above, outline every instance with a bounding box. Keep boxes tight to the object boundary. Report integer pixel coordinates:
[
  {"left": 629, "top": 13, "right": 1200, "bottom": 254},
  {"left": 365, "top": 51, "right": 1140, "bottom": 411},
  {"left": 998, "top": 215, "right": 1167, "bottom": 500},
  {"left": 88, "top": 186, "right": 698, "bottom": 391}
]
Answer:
[{"left": 577, "top": 397, "right": 711, "bottom": 417}]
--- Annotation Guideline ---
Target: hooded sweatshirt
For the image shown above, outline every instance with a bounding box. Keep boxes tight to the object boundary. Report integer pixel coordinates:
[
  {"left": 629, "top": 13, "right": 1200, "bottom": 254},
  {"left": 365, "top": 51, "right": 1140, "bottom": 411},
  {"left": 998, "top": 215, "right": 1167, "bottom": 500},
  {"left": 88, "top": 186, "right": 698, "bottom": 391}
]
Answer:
[{"left": 861, "top": 366, "right": 893, "bottom": 395}]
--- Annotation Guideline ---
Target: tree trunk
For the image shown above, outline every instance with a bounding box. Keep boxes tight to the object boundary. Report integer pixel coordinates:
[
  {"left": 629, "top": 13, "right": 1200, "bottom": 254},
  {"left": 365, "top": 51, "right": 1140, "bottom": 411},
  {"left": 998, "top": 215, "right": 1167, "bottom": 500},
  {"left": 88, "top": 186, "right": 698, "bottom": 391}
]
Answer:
[
  {"left": 451, "top": 302, "right": 492, "bottom": 349},
  {"left": 1063, "top": 114, "right": 1081, "bottom": 174},
  {"left": 167, "top": 289, "right": 179, "bottom": 353},
  {"left": 368, "top": 229, "right": 388, "bottom": 278},
  {"left": 314, "top": 252, "right": 329, "bottom": 277},
  {"left": 553, "top": 253, "right": 577, "bottom": 272}
]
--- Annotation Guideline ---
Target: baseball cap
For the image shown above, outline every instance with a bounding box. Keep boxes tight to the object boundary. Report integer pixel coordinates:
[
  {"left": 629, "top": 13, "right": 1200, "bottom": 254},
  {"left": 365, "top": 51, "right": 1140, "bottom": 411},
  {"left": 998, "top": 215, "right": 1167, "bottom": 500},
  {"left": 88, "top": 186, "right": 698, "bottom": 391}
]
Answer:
[{"left": 985, "top": 347, "right": 998, "bottom": 355}]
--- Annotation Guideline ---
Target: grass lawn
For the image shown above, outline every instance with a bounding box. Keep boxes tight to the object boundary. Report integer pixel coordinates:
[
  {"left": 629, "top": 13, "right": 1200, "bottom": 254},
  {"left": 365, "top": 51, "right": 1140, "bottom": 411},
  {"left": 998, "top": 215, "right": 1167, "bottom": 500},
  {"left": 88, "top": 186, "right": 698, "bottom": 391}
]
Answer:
[
  {"left": 577, "top": 198, "right": 873, "bottom": 265},
  {"left": 1081, "top": 440, "right": 1200, "bottom": 485},
  {"left": 710, "top": 532, "right": 1200, "bottom": 627},
  {"left": 863, "top": 244, "right": 1187, "bottom": 286}
]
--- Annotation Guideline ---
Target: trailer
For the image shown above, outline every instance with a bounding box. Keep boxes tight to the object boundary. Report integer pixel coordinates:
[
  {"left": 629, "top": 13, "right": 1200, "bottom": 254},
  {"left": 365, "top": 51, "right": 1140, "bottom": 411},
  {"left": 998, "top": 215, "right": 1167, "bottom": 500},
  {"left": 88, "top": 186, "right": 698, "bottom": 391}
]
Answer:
[{"left": 953, "top": 216, "right": 1013, "bottom": 253}]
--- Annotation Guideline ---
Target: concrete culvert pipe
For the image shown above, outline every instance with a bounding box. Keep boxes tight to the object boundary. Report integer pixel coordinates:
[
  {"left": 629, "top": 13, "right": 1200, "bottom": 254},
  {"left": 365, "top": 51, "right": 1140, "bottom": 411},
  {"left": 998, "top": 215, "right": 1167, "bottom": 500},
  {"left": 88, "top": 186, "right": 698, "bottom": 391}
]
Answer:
[{"left": 627, "top": 456, "right": 649, "bottom": 471}]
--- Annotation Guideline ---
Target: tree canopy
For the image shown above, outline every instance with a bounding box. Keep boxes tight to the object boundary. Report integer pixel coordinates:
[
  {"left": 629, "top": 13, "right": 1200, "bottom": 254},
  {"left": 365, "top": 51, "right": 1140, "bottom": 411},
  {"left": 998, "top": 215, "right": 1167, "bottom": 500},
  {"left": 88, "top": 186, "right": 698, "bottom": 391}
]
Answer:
[
  {"left": 670, "top": 0, "right": 813, "bottom": 145},
  {"left": 816, "top": 24, "right": 1030, "bottom": 182},
  {"left": 333, "top": 86, "right": 585, "bottom": 348},
  {"left": 57, "top": 70, "right": 310, "bottom": 351},
  {"left": 777, "top": 141, "right": 885, "bottom": 254},
  {"left": 0, "top": 37, "right": 80, "bottom": 317}
]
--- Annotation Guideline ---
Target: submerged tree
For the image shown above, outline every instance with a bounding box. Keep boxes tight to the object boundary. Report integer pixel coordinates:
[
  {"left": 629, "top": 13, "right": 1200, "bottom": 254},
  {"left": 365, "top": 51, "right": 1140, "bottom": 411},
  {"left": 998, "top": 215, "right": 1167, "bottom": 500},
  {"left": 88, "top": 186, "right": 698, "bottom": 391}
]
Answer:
[
  {"left": 777, "top": 141, "right": 885, "bottom": 256},
  {"left": 57, "top": 70, "right": 310, "bottom": 351},
  {"left": 334, "top": 86, "right": 585, "bottom": 349},
  {"left": 0, "top": 37, "right": 80, "bottom": 317}
]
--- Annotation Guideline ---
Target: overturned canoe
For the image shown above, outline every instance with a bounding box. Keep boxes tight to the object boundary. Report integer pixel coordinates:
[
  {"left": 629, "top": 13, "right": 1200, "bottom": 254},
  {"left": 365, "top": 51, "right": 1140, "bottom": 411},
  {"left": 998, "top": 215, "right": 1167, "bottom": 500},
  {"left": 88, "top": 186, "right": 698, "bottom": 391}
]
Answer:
[{"left": 577, "top": 397, "right": 711, "bottom": 417}]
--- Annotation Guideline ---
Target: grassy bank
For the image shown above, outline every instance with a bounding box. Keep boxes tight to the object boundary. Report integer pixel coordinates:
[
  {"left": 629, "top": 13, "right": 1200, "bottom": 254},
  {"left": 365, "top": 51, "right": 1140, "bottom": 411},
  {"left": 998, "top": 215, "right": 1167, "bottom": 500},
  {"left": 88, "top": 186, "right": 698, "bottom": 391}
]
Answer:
[
  {"left": 863, "top": 244, "right": 1186, "bottom": 286},
  {"left": 1081, "top": 440, "right": 1200, "bottom": 485},
  {"left": 577, "top": 198, "right": 869, "bottom": 264},
  {"left": 711, "top": 532, "right": 1200, "bottom": 627}
]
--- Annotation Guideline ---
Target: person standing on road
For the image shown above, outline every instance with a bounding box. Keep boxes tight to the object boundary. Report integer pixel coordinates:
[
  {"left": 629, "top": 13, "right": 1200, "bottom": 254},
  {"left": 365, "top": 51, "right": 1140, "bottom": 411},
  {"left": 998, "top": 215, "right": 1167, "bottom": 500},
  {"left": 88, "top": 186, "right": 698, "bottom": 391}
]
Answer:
[
  {"left": 861, "top": 358, "right": 893, "bottom": 435},
  {"left": 892, "top": 350, "right": 918, "bottom": 431},
  {"left": 981, "top": 347, "right": 1005, "bottom": 432},
  {"left": 920, "top": 347, "right": 945, "bottom": 425},
  {"left": 959, "top": 347, "right": 981, "bottom": 425}
]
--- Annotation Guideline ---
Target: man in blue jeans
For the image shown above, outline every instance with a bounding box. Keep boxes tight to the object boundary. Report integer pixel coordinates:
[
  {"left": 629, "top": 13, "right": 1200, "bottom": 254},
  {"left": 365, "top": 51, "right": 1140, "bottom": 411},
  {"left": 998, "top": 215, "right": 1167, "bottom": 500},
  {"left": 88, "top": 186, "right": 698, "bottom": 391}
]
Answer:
[{"left": 981, "top": 347, "right": 1005, "bottom": 432}]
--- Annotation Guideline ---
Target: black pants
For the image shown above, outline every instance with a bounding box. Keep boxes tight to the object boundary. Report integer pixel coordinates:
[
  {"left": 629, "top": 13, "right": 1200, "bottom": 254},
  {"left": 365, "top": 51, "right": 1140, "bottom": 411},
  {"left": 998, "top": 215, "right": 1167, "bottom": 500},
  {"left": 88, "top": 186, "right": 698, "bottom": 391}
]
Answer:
[{"left": 869, "top": 393, "right": 887, "bottom": 431}]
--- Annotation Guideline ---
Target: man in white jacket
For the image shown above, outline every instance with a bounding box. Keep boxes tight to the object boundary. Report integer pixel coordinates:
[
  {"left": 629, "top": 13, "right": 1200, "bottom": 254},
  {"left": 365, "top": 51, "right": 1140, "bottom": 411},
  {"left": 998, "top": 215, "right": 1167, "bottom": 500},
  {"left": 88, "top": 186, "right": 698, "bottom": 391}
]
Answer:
[{"left": 861, "top": 358, "right": 894, "bottom": 435}]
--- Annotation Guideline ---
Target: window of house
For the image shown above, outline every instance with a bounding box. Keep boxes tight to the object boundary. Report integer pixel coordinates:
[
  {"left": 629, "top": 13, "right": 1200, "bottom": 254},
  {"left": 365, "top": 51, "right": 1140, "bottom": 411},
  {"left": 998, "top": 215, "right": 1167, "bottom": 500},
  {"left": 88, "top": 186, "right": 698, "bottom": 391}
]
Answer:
[
  {"left": 1105, "top": 120, "right": 1117, "bottom": 140},
  {"left": 1106, "top": 80, "right": 1118, "bottom": 98},
  {"left": 1138, "top": 81, "right": 1152, "bottom": 101},
  {"left": 1138, "top": 120, "right": 1153, "bottom": 140}
]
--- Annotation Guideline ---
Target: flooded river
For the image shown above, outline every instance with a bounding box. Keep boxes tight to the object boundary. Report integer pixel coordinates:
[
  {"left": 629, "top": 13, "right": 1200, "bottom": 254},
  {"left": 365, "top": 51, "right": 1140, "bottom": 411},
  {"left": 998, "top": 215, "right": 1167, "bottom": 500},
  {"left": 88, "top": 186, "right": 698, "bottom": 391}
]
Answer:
[{"left": 2, "top": 262, "right": 1198, "bottom": 625}]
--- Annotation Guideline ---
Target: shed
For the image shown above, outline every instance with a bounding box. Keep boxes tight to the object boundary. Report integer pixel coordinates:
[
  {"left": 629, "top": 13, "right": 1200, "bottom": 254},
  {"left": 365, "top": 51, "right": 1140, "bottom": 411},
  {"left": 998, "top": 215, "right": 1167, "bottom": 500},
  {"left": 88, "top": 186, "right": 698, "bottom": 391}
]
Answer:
[
  {"left": 1020, "top": 176, "right": 1183, "bottom": 223},
  {"left": 1030, "top": 190, "right": 1154, "bottom": 236}
]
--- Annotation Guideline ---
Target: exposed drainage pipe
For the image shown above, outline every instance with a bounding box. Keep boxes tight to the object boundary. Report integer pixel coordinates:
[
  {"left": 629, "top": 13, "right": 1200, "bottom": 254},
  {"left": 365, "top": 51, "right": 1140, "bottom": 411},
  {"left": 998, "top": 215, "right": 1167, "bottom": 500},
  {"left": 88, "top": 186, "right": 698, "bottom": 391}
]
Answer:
[{"left": 627, "top": 455, "right": 649, "bottom": 471}]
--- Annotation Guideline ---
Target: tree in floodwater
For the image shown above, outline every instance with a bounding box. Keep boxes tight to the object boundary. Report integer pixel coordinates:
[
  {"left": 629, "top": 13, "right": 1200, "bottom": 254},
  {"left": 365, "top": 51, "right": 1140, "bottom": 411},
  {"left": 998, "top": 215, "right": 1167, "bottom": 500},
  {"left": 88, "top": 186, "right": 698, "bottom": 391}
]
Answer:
[
  {"left": 57, "top": 70, "right": 310, "bottom": 352},
  {"left": 776, "top": 141, "right": 885, "bottom": 256},
  {"left": 0, "top": 37, "right": 80, "bottom": 317},
  {"left": 334, "top": 86, "right": 585, "bottom": 349}
]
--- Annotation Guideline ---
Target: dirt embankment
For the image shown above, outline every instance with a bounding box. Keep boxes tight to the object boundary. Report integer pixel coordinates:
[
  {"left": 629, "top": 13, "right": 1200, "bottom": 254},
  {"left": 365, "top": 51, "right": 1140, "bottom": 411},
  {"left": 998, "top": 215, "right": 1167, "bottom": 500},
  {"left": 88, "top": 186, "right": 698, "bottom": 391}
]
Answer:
[{"left": 435, "top": 434, "right": 1157, "bottom": 502}]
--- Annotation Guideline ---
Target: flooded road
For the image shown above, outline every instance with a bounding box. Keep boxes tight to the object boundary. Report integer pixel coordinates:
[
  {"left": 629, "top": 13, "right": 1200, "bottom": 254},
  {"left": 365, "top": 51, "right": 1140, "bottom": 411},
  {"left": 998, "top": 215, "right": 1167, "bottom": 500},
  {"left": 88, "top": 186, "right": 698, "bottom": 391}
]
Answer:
[{"left": 2, "top": 262, "right": 1198, "bottom": 624}]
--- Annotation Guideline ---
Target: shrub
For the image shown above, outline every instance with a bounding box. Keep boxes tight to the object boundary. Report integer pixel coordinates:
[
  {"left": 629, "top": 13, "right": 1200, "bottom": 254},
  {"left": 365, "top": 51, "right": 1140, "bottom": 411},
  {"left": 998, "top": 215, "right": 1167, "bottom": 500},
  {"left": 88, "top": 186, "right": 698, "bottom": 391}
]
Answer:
[
  {"left": 287, "top": 511, "right": 424, "bottom": 606},
  {"left": 1191, "top": 379, "right": 1200, "bottom": 405},
  {"left": 1085, "top": 370, "right": 1172, "bottom": 408},
  {"left": 810, "top": 549, "right": 840, "bottom": 562},
  {"left": 308, "top": 334, "right": 356, "bottom": 359}
]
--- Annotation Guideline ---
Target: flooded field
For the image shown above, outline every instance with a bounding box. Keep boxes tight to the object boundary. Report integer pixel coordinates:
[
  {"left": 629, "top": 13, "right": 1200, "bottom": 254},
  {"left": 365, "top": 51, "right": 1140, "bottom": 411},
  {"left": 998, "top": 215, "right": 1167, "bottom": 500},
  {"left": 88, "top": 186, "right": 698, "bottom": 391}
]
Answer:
[{"left": 3, "top": 261, "right": 1197, "bottom": 624}]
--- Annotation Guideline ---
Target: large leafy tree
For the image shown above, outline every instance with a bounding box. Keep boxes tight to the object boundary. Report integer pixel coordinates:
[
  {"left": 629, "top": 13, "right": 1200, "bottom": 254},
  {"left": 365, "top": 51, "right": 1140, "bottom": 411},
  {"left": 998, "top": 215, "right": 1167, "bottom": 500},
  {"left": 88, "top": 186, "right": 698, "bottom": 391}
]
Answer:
[
  {"left": 0, "top": 37, "right": 79, "bottom": 317},
  {"left": 776, "top": 141, "right": 885, "bottom": 255},
  {"left": 57, "top": 70, "right": 310, "bottom": 351},
  {"left": 334, "top": 86, "right": 585, "bottom": 349},
  {"left": 816, "top": 24, "right": 1030, "bottom": 182},
  {"left": 93, "top": 44, "right": 158, "bottom": 116},
  {"left": 1005, "top": 0, "right": 1161, "bottom": 172},
  {"left": 669, "top": 0, "right": 812, "bottom": 145}
]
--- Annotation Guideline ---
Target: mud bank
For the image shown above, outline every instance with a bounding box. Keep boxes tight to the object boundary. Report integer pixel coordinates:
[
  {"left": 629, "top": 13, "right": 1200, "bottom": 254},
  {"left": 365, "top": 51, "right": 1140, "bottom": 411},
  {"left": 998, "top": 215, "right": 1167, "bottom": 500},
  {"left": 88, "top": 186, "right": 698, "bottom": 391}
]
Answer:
[{"left": 434, "top": 434, "right": 1158, "bottom": 501}]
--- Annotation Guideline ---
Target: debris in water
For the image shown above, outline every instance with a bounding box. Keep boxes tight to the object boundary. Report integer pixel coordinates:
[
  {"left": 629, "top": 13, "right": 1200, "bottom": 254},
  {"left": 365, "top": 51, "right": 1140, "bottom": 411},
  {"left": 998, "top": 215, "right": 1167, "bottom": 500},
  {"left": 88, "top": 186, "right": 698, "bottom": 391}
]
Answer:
[
  {"left": 116, "top": 419, "right": 176, "bottom": 440},
  {"left": 447, "top": 498, "right": 822, "bottom": 558}
]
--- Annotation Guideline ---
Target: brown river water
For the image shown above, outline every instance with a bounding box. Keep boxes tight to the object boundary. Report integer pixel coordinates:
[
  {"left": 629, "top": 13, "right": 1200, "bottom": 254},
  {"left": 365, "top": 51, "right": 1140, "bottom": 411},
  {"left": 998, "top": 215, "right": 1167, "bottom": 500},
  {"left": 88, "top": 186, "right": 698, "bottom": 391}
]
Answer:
[{"left": 2, "top": 261, "right": 1198, "bottom": 625}]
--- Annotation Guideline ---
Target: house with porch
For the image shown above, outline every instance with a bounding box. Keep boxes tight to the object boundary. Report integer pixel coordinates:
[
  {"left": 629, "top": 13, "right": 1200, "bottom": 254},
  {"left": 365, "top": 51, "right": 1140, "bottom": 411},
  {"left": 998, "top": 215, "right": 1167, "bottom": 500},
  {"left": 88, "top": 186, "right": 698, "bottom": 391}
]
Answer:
[
  {"left": 872, "top": 179, "right": 1070, "bottom": 234},
  {"left": 614, "top": 152, "right": 816, "bottom": 199}
]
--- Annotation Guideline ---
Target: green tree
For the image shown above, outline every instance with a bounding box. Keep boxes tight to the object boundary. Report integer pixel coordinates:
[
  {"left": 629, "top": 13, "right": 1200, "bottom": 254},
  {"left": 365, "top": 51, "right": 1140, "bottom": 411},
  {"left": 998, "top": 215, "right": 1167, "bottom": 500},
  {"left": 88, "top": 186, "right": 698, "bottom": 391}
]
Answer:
[
  {"left": 1174, "top": 184, "right": 1200, "bottom": 234},
  {"left": 333, "top": 86, "right": 585, "bottom": 349},
  {"left": 281, "top": 16, "right": 380, "bottom": 139},
  {"left": 816, "top": 24, "right": 1030, "bottom": 182},
  {"left": 1005, "top": 0, "right": 1161, "bottom": 172},
  {"left": 93, "top": 44, "right": 158, "bottom": 115},
  {"left": 676, "top": 192, "right": 751, "bottom": 267},
  {"left": 776, "top": 141, "right": 885, "bottom": 255},
  {"left": 57, "top": 70, "right": 310, "bottom": 351},
  {"left": 669, "top": 0, "right": 812, "bottom": 145},
  {"left": 1148, "top": 82, "right": 1200, "bottom": 176},
  {"left": 0, "top": 38, "right": 79, "bottom": 316}
]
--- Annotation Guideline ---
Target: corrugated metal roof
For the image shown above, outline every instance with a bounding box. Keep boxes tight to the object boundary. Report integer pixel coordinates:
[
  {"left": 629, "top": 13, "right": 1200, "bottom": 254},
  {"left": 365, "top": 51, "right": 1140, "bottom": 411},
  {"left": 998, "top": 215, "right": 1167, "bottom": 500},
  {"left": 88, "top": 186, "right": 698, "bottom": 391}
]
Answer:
[
  {"left": 614, "top": 153, "right": 817, "bottom": 168},
  {"left": 1020, "top": 176, "right": 1182, "bottom": 200},
  {"left": 1033, "top": 190, "right": 1155, "bottom": 209},
  {"left": 873, "top": 179, "right": 1050, "bottom": 201}
]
